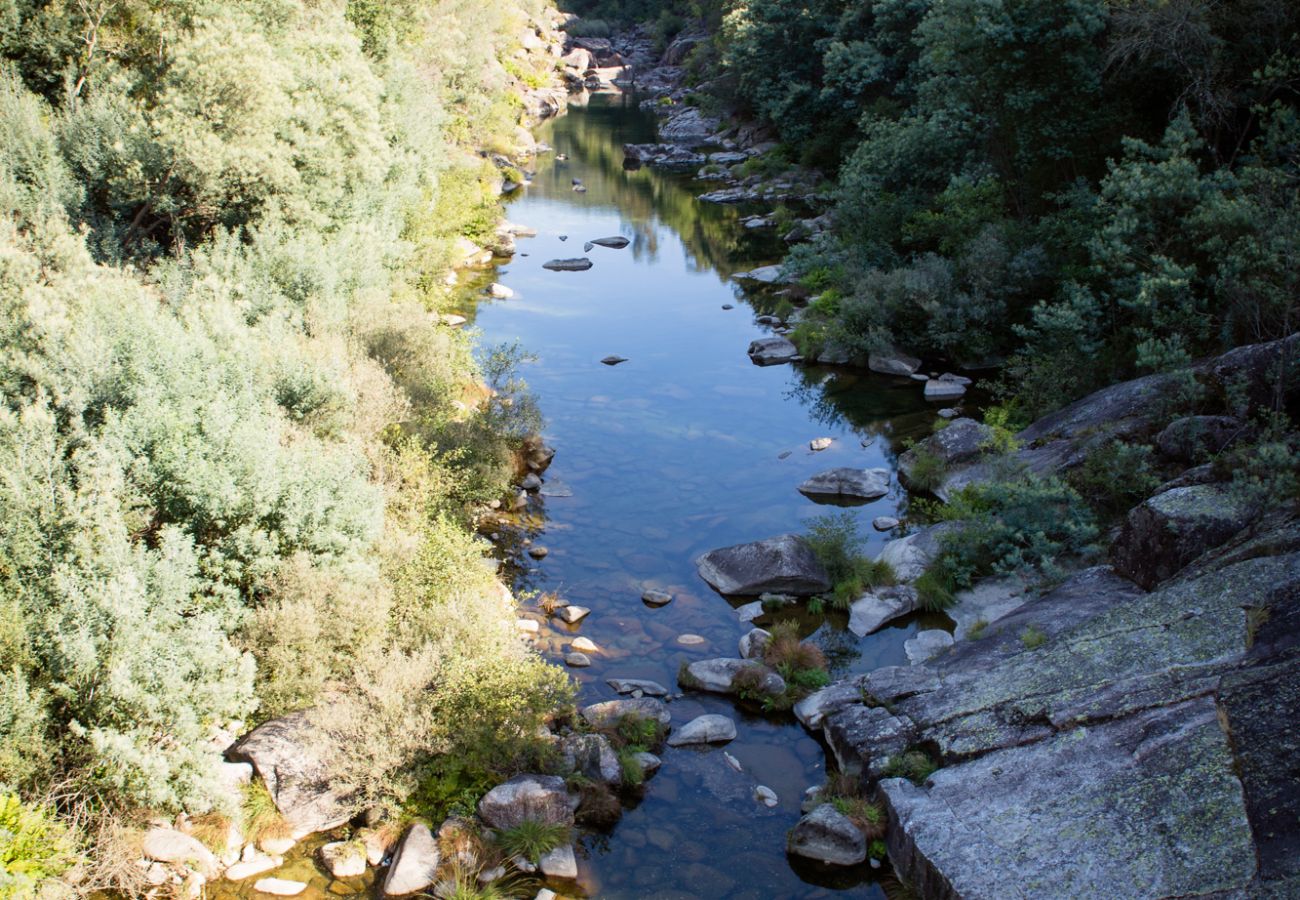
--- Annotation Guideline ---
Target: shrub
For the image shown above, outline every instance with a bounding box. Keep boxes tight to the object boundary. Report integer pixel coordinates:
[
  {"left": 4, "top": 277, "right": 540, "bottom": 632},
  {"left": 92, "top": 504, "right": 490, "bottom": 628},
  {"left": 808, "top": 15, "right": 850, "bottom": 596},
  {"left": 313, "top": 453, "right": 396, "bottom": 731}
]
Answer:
[
  {"left": 1020, "top": 625, "right": 1048, "bottom": 649},
  {"left": 805, "top": 514, "right": 896, "bottom": 605},
  {"left": 904, "top": 447, "right": 948, "bottom": 494},
  {"left": 880, "top": 750, "right": 939, "bottom": 784},
  {"left": 0, "top": 795, "right": 76, "bottom": 897},
  {"left": 1070, "top": 442, "right": 1161, "bottom": 520}
]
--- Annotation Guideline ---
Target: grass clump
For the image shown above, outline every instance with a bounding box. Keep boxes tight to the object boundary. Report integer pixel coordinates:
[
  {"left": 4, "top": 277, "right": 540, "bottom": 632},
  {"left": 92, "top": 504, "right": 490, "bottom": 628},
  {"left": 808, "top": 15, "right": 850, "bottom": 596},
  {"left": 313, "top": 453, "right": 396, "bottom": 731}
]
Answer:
[
  {"left": 749, "top": 621, "right": 831, "bottom": 710},
  {"left": 805, "top": 514, "right": 897, "bottom": 609},
  {"left": 241, "top": 781, "right": 293, "bottom": 845},
  {"left": 493, "top": 820, "right": 570, "bottom": 864},
  {"left": 880, "top": 750, "right": 939, "bottom": 784},
  {"left": 966, "top": 619, "right": 989, "bottom": 640},
  {"left": 1020, "top": 625, "right": 1048, "bottom": 649},
  {"left": 905, "top": 447, "right": 948, "bottom": 494}
]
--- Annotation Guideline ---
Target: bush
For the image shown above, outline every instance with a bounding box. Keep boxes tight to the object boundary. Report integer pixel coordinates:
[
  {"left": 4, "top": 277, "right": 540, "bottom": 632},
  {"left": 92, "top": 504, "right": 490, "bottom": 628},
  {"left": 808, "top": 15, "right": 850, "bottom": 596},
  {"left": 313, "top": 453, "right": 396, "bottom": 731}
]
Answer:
[
  {"left": 493, "top": 820, "right": 570, "bottom": 864},
  {"left": 0, "top": 795, "right": 76, "bottom": 897},
  {"left": 1070, "top": 441, "right": 1162, "bottom": 520},
  {"left": 805, "top": 514, "right": 896, "bottom": 607}
]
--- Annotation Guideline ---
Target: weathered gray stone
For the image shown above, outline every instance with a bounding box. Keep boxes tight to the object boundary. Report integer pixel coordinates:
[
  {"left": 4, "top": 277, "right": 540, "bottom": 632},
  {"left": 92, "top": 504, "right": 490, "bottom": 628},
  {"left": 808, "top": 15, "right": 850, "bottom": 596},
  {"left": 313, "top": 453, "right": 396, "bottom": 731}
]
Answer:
[
  {"left": 1111, "top": 484, "right": 1256, "bottom": 590},
  {"left": 641, "top": 589, "right": 673, "bottom": 607},
  {"left": 950, "top": 575, "right": 1032, "bottom": 641},
  {"left": 542, "top": 258, "right": 593, "bottom": 271},
  {"left": 684, "top": 658, "right": 786, "bottom": 697},
  {"left": 382, "top": 824, "right": 440, "bottom": 896},
  {"left": 848, "top": 586, "right": 918, "bottom": 637},
  {"left": 606, "top": 678, "right": 669, "bottom": 696},
  {"left": 560, "top": 733, "right": 622, "bottom": 787},
  {"left": 224, "top": 856, "right": 281, "bottom": 882},
  {"left": 1156, "top": 415, "right": 1246, "bottom": 462},
  {"left": 226, "top": 712, "right": 354, "bottom": 837},
  {"left": 734, "top": 265, "right": 783, "bottom": 284},
  {"left": 666, "top": 714, "right": 737, "bottom": 746},
  {"left": 923, "top": 379, "right": 966, "bottom": 401},
  {"left": 797, "top": 468, "right": 891, "bottom": 502},
  {"left": 793, "top": 676, "right": 868, "bottom": 730},
  {"left": 739, "top": 627, "right": 771, "bottom": 660},
  {"left": 633, "top": 752, "right": 661, "bottom": 776},
  {"left": 696, "top": 534, "right": 831, "bottom": 596},
  {"left": 580, "top": 697, "right": 671, "bottom": 729},
  {"left": 735, "top": 600, "right": 764, "bottom": 622},
  {"left": 539, "top": 844, "right": 578, "bottom": 880},
  {"left": 591, "top": 236, "right": 630, "bottom": 249},
  {"left": 875, "top": 524, "right": 958, "bottom": 583},
  {"left": 564, "top": 652, "right": 591, "bottom": 667},
  {"left": 897, "top": 419, "right": 993, "bottom": 497},
  {"left": 787, "top": 805, "right": 866, "bottom": 866},
  {"left": 748, "top": 336, "right": 799, "bottom": 366},
  {"left": 872, "top": 516, "right": 900, "bottom": 532},
  {"left": 823, "top": 704, "right": 914, "bottom": 778},
  {"left": 319, "top": 841, "right": 365, "bottom": 879},
  {"left": 869, "top": 350, "right": 922, "bottom": 377},
  {"left": 904, "top": 629, "right": 953, "bottom": 664},
  {"left": 142, "top": 829, "right": 218, "bottom": 878},
  {"left": 477, "top": 775, "right": 574, "bottom": 830}
]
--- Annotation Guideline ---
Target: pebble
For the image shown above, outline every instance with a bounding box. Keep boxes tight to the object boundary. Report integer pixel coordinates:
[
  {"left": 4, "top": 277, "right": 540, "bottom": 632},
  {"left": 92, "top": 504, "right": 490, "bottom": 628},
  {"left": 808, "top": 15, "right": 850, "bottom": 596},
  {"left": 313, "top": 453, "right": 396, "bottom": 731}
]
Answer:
[
  {"left": 641, "top": 590, "right": 673, "bottom": 607},
  {"left": 565, "top": 652, "right": 591, "bottom": 667},
  {"left": 528, "top": 546, "right": 549, "bottom": 559},
  {"left": 756, "top": 786, "right": 779, "bottom": 807},
  {"left": 872, "top": 517, "right": 901, "bottom": 532},
  {"left": 676, "top": 634, "right": 707, "bottom": 646},
  {"left": 809, "top": 437, "right": 833, "bottom": 451},
  {"left": 724, "top": 752, "right": 743, "bottom": 773},
  {"left": 571, "top": 636, "right": 599, "bottom": 653}
]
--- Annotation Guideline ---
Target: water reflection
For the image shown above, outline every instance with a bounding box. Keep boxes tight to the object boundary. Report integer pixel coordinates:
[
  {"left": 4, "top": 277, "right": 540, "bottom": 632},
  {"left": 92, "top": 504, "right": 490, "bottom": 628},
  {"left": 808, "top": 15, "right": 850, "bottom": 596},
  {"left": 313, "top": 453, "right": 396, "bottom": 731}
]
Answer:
[{"left": 465, "top": 94, "right": 947, "bottom": 898}]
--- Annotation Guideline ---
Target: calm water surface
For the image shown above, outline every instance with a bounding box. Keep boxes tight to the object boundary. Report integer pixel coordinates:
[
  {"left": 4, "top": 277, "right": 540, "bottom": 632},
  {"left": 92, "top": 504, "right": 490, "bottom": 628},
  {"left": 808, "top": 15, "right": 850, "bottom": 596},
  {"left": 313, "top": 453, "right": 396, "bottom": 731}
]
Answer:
[{"left": 459, "top": 95, "right": 953, "bottom": 899}]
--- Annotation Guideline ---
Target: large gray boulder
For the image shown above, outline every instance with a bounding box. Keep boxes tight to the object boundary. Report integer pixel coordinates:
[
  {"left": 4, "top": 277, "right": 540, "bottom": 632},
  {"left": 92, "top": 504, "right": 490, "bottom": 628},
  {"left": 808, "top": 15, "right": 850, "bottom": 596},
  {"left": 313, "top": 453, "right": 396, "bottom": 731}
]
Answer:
[
  {"left": 875, "top": 524, "right": 957, "bottom": 583},
  {"left": 787, "top": 805, "right": 867, "bottom": 866},
  {"left": 381, "top": 824, "right": 440, "bottom": 896},
  {"left": 869, "top": 350, "right": 921, "bottom": 377},
  {"left": 580, "top": 697, "right": 671, "bottom": 728},
  {"left": 696, "top": 534, "right": 831, "bottom": 596},
  {"left": 683, "top": 658, "right": 785, "bottom": 697},
  {"left": 797, "top": 468, "right": 891, "bottom": 502},
  {"left": 542, "top": 258, "right": 593, "bottom": 271},
  {"left": 1111, "top": 484, "right": 1256, "bottom": 590},
  {"left": 848, "top": 586, "right": 918, "bottom": 637},
  {"left": 748, "top": 336, "right": 799, "bottom": 366},
  {"left": 666, "top": 714, "right": 737, "bottom": 747},
  {"left": 226, "top": 712, "right": 354, "bottom": 837},
  {"left": 477, "top": 775, "right": 574, "bottom": 830}
]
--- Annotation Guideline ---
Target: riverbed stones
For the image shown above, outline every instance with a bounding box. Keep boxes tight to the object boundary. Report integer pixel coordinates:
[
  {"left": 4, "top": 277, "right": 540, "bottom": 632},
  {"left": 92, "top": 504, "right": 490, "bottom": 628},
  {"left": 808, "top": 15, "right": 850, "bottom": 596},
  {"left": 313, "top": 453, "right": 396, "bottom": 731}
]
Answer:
[
  {"left": 539, "top": 845, "right": 578, "bottom": 880},
  {"left": 872, "top": 516, "right": 900, "bottom": 531},
  {"left": 904, "top": 629, "right": 954, "bottom": 664},
  {"left": 666, "top": 714, "right": 737, "bottom": 746},
  {"left": 1111, "top": 484, "right": 1257, "bottom": 590},
  {"left": 226, "top": 712, "right": 354, "bottom": 836},
  {"left": 556, "top": 605, "right": 590, "bottom": 623},
  {"left": 848, "top": 586, "right": 918, "bottom": 637},
  {"left": 809, "top": 437, "right": 833, "bottom": 451},
  {"left": 756, "top": 786, "right": 779, "bottom": 807},
  {"left": 543, "top": 258, "right": 593, "bottom": 271},
  {"left": 868, "top": 350, "right": 921, "bottom": 377},
  {"left": 570, "top": 636, "right": 599, "bottom": 653},
  {"left": 923, "top": 379, "right": 966, "bottom": 401},
  {"left": 381, "top": 824, "right": 440, "bottom": 896},
  {"left": 143, "top": 829, "right": 218, "bottom": 878},
  {"left": 478, "top": 775, "right": 574, "bottom": 830},
  {"left": 739, "top": 627, "right": 770, "bottom": 660},
  {"left": 696, "top": 533, "right": 831, "bottom": 596},
  {"left": 528, "top": 546, "right": 549, "bottom": 559},
  {"left": 580, "top": 697, "right": 671, "bottom": 729},
  {"left": 591, "top": 235, "right": 630, "bottom": 248},
  {"left": 641, "top": 589, "right": 673, "bottom": 606},
  {"left": 748, "top": 336, "right": 799, "bottom": 366},
  {"left": 560, "top": 734, "right": 622, "bottom": 787},
  {"left": 684, "top": 658, "right": 785, "bottom": 697},
  {"left": 787, "top": 805, "right": 866, "bottom": 866},
  {"left": 319, "top": 842, "right": 365, "bottom": 879},
  {"left": 676, "top": 633, "right": 707, "bottom": 646},
  {"left": 253, "top": 878, "right": 307, "bottom": 896},
  {"left": 565, "top": 652, "right": 591, "bottom": 667},
  {"left": 607, "top": 678, "right": 669, "bottom": 696},
  {"left": 798, "top": 467, "right": 891, "bottom": 502}
]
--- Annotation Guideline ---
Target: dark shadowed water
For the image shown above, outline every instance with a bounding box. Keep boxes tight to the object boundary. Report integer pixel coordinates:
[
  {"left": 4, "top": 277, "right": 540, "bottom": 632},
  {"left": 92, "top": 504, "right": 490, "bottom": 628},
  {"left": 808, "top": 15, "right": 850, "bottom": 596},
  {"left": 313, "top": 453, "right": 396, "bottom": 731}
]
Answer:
[{"left": 456, "top": 94, "right": 955, "bottom": 899}]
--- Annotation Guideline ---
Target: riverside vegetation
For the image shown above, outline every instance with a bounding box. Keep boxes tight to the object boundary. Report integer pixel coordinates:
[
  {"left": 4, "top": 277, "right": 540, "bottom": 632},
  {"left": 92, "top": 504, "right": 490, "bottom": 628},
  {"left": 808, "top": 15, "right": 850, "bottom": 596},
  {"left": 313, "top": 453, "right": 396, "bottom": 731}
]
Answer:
[{"left": 0, "top": 0, "right": 577, "bottom": 893}]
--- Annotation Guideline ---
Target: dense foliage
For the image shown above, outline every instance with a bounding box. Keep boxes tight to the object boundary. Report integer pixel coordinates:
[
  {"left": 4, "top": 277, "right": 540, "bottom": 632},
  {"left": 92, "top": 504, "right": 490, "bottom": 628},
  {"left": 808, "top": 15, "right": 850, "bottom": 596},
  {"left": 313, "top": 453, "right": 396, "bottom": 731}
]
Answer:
[
  {"left": 0, "top": 0, "right": 572, "bottom": 887},
  {"left": 709, "top": 0, "right": 1300, "bottom": 415}
]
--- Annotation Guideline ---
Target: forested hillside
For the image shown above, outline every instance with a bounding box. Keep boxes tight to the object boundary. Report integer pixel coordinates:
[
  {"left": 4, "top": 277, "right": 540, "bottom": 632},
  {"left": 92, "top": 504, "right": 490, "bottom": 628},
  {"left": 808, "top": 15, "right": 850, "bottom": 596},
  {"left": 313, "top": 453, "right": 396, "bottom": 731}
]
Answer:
[
  {"left": 570, "top": 0, "right": 1300, "bottom": 422},
  {"left": 0, "top": 0, "right": 570, "bottom": 891}
]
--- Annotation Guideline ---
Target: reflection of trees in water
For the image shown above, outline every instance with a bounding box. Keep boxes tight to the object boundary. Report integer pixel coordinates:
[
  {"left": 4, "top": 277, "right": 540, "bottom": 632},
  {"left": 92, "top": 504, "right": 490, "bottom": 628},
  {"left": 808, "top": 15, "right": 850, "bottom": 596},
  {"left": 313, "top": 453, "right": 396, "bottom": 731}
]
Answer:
[{"left": 523, "top": 96, "right": 779, "bottom": 276}]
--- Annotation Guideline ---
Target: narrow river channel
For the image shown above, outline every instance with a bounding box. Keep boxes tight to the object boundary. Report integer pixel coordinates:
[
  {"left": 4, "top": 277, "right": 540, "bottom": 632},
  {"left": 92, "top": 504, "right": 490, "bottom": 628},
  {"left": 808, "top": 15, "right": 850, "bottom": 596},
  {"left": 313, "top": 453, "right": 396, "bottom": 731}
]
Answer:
[{"left": 457, "top": 94, "right": 954, "bottom": 899}]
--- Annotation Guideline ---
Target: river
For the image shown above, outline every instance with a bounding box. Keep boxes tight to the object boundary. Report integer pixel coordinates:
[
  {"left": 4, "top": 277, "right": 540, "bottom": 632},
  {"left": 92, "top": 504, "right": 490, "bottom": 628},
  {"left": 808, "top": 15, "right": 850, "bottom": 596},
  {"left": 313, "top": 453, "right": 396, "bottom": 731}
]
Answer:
[{"left": 459, "top": 93, "right": 953, "bottom": 899}]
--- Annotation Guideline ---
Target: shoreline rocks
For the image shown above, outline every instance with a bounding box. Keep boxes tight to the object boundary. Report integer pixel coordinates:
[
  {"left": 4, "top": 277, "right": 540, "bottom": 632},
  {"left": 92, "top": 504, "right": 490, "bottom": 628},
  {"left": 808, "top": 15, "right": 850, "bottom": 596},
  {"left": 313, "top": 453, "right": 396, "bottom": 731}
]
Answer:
[{"left": 696, "top": 534, "right": 831, "bottom": 596}]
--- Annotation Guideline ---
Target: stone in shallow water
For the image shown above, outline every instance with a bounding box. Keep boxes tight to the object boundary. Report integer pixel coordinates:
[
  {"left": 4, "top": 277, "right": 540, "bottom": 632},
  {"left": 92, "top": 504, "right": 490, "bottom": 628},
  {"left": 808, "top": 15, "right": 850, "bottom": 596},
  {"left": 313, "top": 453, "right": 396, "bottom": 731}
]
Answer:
[
  {"left": 848, "top": 586, "right": 917, "bottom": 637},
  {"left": 570, "top": 637, "right": 599, "bottom": 653},
  {"left": 787, "top": 805, "right": 866, "bottom": 866},
  {"left": 556, "top": 605, "right": 589, "bottom": 624},
  {"left": 565, "top": 652, "right": 591, "bottom": 667},
  {"left": 924, "top": 379, "right": 966, "bottom": 400},
  {"left": 736, "top": 600, "right": 764, "bottom": 622},
  {"left": 872, "top": 516, "right": 900, "bottom": 531},
  {"left": 642, "top": 589, "right": 673, "bottom": 607},
  {"left": 685, "top": 658, "right": 785, "bottom": 696},
  {"left": 254, "top": 879, "right": 307, "bottom": 896},
  {"left": 539, "top": 844, "right": 578, "bottom": 880},
  {"left": 581, "top": 698, "right": 671, "bottom": 728},
  {"left": 591, "top": 235, "right": 630, "bottom": 249},
  {"left": 798, "top": 467, "right": 891, "bottom": 502},
  {"left": 607, "top": 678, "right": 669, "bottom": 696},
  {"left": 478, "top": 775, "right": 573, "bottom": 830},
  {"left": 904, "top": 629, "right": 954, "bottom": 664},
  {"left": 528, "top": 546, "right": 549, "bottom": 559},
  {"left": 809, "top": 437, "right": 833, "bottom": 451},
  {"left": 601, "top": 355, "right": 628, "bottom": 365},
  {"left": 666, "top": 714, "right": 737, "bottom": 746},
  {"left": 748, "top": 336, "right": 798, "bottom": 366},
  {"left": 695, "top": 534, "right": 830, "bottom": 596},
  {"left": 676, "top": 633, "right": 707, "bottom": 647},
  {"left": 543, "top": 257, "right": 592, "bottom": 271}
]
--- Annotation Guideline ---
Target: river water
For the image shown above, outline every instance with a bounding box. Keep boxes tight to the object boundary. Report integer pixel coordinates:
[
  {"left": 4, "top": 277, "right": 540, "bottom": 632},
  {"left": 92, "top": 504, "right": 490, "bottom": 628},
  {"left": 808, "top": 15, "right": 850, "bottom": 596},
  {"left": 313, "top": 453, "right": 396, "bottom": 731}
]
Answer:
[{"left": 459, "top": 94, "right": 951, "bottom": 899}]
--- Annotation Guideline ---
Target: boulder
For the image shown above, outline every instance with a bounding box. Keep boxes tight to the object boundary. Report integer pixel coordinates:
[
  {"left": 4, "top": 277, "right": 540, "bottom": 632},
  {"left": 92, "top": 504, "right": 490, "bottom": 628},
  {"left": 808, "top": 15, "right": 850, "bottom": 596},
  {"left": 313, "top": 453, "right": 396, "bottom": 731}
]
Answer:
[
  {"left": 542, "top": 258, "right": 593, "bottom": 271},
  {"left": 142, "top": 829, "right": 217, "bottom": 878},
  {"left": 539, "top": 845, "right": 578, "bottom": 880},
  {"left": 1112, "top": 484, "right": 1257, "bottom": 590},
  {"left": 606, "top": 678, "right": 669, "bottom": 696},
  {"left": 872, "top": 516, "right": 900, "bottom": 532},
  {"left": 748, "top": 336, "right": 799, "bottom": 366},
  {"left": 684, "top": 658, "right": 785, "bottom": 697},
  {"left": 793, "top": 676, "right": 868, "bottom": 730},
  {"left": 734, "top": 265, "right": 783, "bottom": 284},
  {"left": 556, "top": 605, "right": 589, "bottom": 624},
  {"left": 897, "top": 419, "right": 993, "bottom": 496},
  {"left": 923, "top": 379, "right": 966, "bottom": 401},
  {"left": 848, "top": 586, "right": 918, "bottom": 637},
  {"left": 696, "top": 534, "right": 831, "bottom": 596},
  {"left": 787, "top": 805, "right": 867, "bottom": 866},
  {"left": 875, "top": 524, "right": 957, "bottom": 583},
  {"left": 580, "top": 697, "right": 671, "bottom": 729},
  {"left": 1156, "top": 415, "right": 1245, "bottom": 462},
  {"left": 666, "top": 714, "right": 737, "bottom": 746},
  {"left": 319, "top": 841, "right": 365, "bottom": 879},
  {"left": 560, "top": 734, "right": 622, "bottom": 787},
  {"left": 477, "top": 775, "right": 574, "bottom": 830},
  {"left": 381, "top": 824, "right": 440, "bottom": 897},
  {"left": 739, "top": 627, "right": 771, "bottom": 660},
  {"left": 868, "top": 350, "right": 921, "bottom": 377},
  {"left": 226, "top": 712, "right": 354, "bottom": 836},
  {"left": 798, "top": 468, "right": 891, "bottom": 502},
  {"left": 565, "top": 652, "right": 591, "bottom": 667},
  {"left": 633, "top": 752, "right": 662, "bottom": 776}
]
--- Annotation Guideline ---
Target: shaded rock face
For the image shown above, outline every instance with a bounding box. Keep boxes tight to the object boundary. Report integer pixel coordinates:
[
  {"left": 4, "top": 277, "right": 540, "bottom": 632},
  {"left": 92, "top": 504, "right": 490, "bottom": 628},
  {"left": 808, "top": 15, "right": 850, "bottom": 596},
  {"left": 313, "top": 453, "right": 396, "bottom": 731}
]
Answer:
[
  {"left": 226, "top": 711, "right": 354, "bottom": 836},
  {"left": 897, "top": 419, "right": 992, "bottom": 497},
  {"left": 560, "top": 734, "right": 622, "bottom": 787},
  {"left": 1156, "top": 414, "right": 1245, "bottom": 462},
  {"left": 477, "top": 775, "right": 574, "bottom": 830},
  {"left": 798, "top": 468, "right": 890, "bottom": 503},
  {"left": 1111, "top": 484, "right": 1257, "bottom": 590},
  {"left": 796, "top": 525, "right": 1300, "bottom": 899},
  {"left": 748, "top": 336, "right": 799, "bottom": 366},
  {"left": 696, "top": 534, "right": 831, "bottom": 596},
  {"left": 787, "top": 805, "right": 866, "bottom": 866},
  {"left": 869, "top": 350, "right": 921, "bottom": 377}
]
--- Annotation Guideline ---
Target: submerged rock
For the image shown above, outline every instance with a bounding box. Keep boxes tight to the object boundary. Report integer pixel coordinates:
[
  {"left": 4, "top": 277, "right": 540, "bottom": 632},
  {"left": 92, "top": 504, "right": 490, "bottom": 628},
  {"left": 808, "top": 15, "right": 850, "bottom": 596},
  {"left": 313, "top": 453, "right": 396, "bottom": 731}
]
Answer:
[
  {"left": 696, "top": 534, "right": 831, "bottom": 596},
  {"left": 666, "top": 714, "right": 737, "bottom": 746},
  {"left": 580, "top": 697, "right": 671, "bottom": 729},
  {"left": 641, "top": 589, "right": 673, "bottom": 607},
  {"left": 904, "top": 629, "right": 953, "bottom": 664}
]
